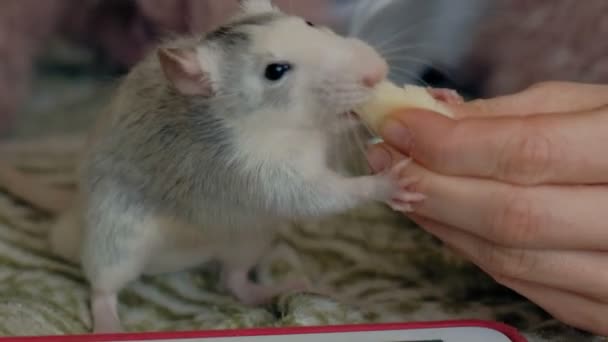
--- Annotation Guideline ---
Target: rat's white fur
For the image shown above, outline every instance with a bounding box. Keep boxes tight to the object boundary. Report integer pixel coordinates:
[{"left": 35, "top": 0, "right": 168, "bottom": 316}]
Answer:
[{"left": 227, "top": 15, "right": 386, "bottom": 176}]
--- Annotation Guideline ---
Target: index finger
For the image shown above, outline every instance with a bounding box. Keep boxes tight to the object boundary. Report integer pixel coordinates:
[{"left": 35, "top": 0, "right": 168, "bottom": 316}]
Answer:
[
  {"left": 448, "top": 81, "right": 608, "bottom": 119},
  {"left": 381, "top": 104, "right": 608, "bottom": 185}
]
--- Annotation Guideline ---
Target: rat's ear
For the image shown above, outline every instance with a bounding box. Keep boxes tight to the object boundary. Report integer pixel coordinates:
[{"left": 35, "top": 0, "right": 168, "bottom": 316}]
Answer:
[
  {"left": 238, "top": 0, "right": 276, "bottom": 14},
  {"left": 158, "top": 47, "right": 213, "bottom": 97}
]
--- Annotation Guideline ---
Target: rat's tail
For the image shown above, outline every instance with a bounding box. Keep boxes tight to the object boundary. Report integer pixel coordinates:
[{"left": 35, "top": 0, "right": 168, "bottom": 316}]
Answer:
[
  {"left": 0, "top": 135, "right": 84, "bottom": 264},
  {"left": 0, "top": 164, "right": 81, "bottom": 263},
  {"left": 0, "top": 134, "right": 83, "bottom": 215},
  {"left": 0, "top": 163, "right": 73, "bottom": 214}
]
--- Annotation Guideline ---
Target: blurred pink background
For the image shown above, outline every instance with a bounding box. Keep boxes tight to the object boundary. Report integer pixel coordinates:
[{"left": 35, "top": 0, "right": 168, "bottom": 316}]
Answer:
[{"left": 1, "top": 0, "right": 607, "bottom": 135}]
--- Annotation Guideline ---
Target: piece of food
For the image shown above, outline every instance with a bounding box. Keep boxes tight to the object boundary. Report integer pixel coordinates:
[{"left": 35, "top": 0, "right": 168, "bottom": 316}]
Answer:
[{"left": 356, "top": 81, "right": 454, "bottom": 133}]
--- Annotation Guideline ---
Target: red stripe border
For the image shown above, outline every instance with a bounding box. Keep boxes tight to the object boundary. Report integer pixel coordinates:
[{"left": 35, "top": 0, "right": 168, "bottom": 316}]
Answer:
[{"left": 0, "top": 320, "right": 527, "bottom": 342}]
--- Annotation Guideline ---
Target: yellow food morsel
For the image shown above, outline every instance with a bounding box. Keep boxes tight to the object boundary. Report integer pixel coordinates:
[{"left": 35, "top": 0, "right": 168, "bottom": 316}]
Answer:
[{"left": 356, "top": 81, "right": 454, "bottom": 133}]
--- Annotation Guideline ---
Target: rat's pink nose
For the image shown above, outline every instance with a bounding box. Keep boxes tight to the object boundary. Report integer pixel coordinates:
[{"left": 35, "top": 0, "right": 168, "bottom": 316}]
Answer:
[
  {"left": 345, "top": 37, "right": 389, "bottom": 88},
  {"left": 362, "top": 61, "right": 388, "bottom": 88},
  {"left": 362, "top": 72, "right": 383, "bottom": 88}
]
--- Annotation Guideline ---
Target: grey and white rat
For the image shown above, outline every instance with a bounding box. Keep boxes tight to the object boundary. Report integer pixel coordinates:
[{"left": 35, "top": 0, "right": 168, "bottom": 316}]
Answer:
[{"left": 34, "top": 0, "right": 425, "bottom": 333}]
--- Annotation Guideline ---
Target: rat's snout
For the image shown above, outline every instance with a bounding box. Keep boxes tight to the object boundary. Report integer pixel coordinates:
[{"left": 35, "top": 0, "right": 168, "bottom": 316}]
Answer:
[
  {"left": 347, "top": 38, "right": 388, "bottom": 88},
  {"left": 362, "top": 63, "right": 388, "bottom": 88},
  {"left": 316, "top": 36, "right": 389, "bottom": 115}
]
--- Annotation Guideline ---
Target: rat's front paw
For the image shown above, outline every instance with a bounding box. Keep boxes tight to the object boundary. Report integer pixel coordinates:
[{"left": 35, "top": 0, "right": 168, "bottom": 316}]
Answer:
[
  {"left": 378, "top": 159, "right": 426, "bottom": 213},
  {"left": 427, "top": 87, "right": 464, "bottom": 105}
]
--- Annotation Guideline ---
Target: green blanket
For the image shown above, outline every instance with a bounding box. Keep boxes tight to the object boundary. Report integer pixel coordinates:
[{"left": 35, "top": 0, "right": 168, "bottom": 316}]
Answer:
[{"left": 0, "top": 137, "right": 602, "bottom": 342}]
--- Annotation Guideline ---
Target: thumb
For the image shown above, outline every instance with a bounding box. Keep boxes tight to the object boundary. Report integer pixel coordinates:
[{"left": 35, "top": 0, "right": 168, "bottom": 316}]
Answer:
[
  {"left": 377, "top": 109, "right": 455, "bottom": 160},
  {"left": 446, "top": 81, "right": 608, "bottom": 119}
]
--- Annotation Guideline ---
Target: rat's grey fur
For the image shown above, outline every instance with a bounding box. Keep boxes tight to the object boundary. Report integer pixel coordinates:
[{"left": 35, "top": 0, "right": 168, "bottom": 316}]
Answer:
[
  {"left": 48, "top": 0, "right": 416, "bottom": 332},
  {"left": 80, "top": 14, "right": 366, "bottom": 229}
]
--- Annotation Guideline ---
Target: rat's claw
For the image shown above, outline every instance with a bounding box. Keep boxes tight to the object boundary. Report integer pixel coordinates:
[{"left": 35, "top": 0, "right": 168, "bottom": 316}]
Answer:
[
  {"left": 398, "top": 178, "right": 418, "bottom": 189},
  {"left": 374, "top": 156, "right": 426, "bottom": 211},
  {"left": 388, "top": 171, "right": 426, "bottom": 213},
  {"left": 389, "top": 158, "right": 411, "bottom": 178},
  {"left": 387, "top": 184, "right": 426, "bottom": 213},
  {"left": 395, "top": 192, "right": 427, "bottom": 203},
  {"left": 388, "top": 200, "right": 413, "bottom": 213},
  {"left": 427, "top": 88, "right": 464, "bottom": 105}
]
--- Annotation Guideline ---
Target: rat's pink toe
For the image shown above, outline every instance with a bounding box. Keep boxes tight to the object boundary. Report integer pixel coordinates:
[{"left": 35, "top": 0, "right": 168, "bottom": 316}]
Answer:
[
  {"left": 388, "top": 200, "right": 413, "bottom": 213},
  {"left": 396, "top": 192, "right": 427, "bottom": 203},
  {"left": 427, "top": 88, "right": 464, "bottom": 104},
  {"left": 388, "top": 158, "right": 411, "bottom": 178}
]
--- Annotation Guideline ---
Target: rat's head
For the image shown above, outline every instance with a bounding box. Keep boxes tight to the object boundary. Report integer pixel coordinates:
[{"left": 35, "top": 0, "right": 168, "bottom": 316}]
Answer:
[{"left": 157, "top": 0, "right": 388, "bottom": 130}]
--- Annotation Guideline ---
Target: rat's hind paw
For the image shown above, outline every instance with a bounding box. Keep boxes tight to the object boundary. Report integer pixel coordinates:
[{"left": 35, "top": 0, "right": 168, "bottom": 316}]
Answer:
[
  {"left": 225, "top": 270, "right": 311, "bottom": 306},
  {"left": 242, "top": 278, "right": 310, "bottom": 306},
  {"left": 381, "top": 159, "right": 426, "bottom": 213}
]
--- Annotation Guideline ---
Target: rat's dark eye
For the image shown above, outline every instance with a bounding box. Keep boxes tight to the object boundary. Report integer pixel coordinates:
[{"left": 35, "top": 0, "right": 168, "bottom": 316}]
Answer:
[
  {"left": 264, "top": 63, "right": 292, "bottom": 81},
  {"left": 306, "top": 20, "right": 315, "bottom": 27}
]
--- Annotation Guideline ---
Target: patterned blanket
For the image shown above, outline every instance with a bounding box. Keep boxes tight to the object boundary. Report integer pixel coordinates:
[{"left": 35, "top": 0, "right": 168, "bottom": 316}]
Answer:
[{"left": 0, "top": 136, "right": 602, "bottom": 342}]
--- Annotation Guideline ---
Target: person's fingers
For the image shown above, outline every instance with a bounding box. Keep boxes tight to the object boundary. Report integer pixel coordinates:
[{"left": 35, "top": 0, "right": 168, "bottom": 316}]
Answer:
[
  {"left": 447, "top": 81, "right": 608, "bottom": 119},
  {"left": 380, "top": 104, "right": 608, "bottom": 185},
  {"left": 498, "top": 277, "right": 608, "bottom": 336},
  {"left": 411, "top": 215, "right": 608, "bottom": 302},
  {"left": 394, "top": 161, "right": 608, "bottom": 250},
  {"left": 413, "top": 214, "right": 608, "bottom": 335}
]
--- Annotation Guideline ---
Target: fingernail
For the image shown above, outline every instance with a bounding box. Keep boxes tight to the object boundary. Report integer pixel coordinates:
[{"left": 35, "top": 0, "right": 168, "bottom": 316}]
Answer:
[
  {"left": 381, "top": 118, "right": 412, "bottom": 151},
  {"left": 366, "top": 145, "right": 392, "bottom": 173}
]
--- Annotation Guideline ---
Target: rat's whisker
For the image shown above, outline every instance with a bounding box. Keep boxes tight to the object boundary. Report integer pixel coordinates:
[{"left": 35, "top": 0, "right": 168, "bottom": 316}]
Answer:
[
  {"left": 206, "top": 92, "right": 242, "bottom": 104},
  {"left": 337, "top": 118, "right": 357, "bottom": 173},
  {"left": 357, "top": 116, "right": 378, "bottom": 141},
  {"left": 365, "top": 5, "right": 486, "bottom": 55},
  {"left": 371, "top": 28, "right": 423, "bottom": 53},
  {"left": 389, "top": 57, "right": 458, "bottom": 85},
  {"left": 360, "top": 8, "right": 455, "bottom": 49},
  {"left": 345, "top": 114, "right": 369, "bottom": 160},
  {"left": 385, "top": 55, "right": 455, "bottom": 81},
  {"left": 390, "top": 67, "right": 430, "bottom": 87},
  {"left": 386, "top": 55, "right": 438, "bottom": 71},
  {"left": 385, "top": 54, "right": 435, "bottom": 64},
  {"left": 376, "top": 43, "right": 443, "bottom": 59},
  {"left": 332, "top": 120, "right": 352, "bottom": 175},
  {"left": 367, "top": 15, "right": 457, "bottom": 52}
]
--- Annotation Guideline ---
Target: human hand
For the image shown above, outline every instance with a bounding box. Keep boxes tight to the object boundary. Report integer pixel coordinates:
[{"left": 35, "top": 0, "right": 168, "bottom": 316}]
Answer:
[{"left": 366, "top": 81, "right": 608, "bottom": 335}]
